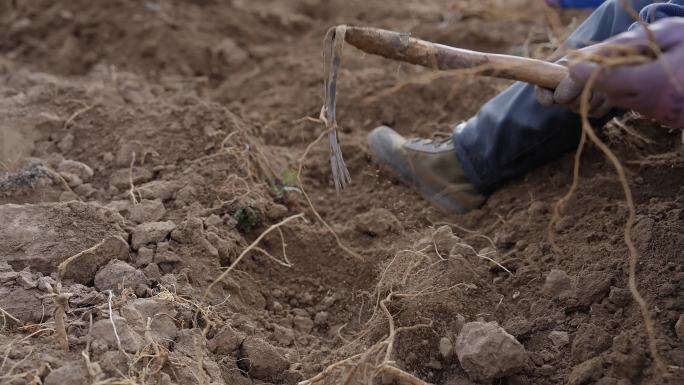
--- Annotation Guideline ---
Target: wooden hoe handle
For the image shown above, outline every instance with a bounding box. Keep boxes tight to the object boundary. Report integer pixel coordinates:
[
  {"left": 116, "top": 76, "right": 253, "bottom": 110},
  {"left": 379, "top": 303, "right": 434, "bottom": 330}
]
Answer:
[{"left": 343, "top": 26, "right": 567, "bottom": 89}]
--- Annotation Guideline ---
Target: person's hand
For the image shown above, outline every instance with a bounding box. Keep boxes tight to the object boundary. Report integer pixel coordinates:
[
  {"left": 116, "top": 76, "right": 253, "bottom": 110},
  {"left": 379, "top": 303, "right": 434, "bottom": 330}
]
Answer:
[
  {"left": 568, "top": 18, "right": 684, "bottom": 128},
  {"left": 535, "top": 54, "right": 612, "bottom": 118}
]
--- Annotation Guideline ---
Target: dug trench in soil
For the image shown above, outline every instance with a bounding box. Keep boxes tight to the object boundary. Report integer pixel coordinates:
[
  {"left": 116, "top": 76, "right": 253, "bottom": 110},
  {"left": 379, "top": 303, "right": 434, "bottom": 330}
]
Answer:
[{"left": 0, "top": 1, "right": 683, "bottom": 385}]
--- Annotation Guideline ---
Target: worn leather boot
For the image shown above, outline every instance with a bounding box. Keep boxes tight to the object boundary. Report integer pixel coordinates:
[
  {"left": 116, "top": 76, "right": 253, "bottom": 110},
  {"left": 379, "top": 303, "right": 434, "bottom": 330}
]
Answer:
[{"left": 368, "top": 125, "right": 485, "bottom": 213}]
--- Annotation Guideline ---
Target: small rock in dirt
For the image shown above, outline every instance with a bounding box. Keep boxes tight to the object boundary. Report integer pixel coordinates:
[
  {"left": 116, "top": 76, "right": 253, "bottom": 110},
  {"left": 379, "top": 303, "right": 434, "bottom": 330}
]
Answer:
[
  {"left": 73, "top": 183, "right": 98, "bottom": 198},
  {"left": 16, "top": 269, "right": 37, "bottom": 289},
  {"left": 554, "top": 216, "right": 574, "bottom": 233},
  {"left": 91, "top": 315, "right": 144, "bottom": 353},
  {"left": 503, "top": 317, "right": 533, "bottom": 339},
  {"left": 114, "top": 141, "right": 145, "bottom": 167},
  {"left": 34, "top": 111, "right": 64, "bottom": 131},
  {"left": 451, "top": 313, "right": 467, "bottom": 335},
  {"left": 127, "top": 199, "right": 166, "bottom": 223},
  {"left": 138, "top": 180, "right": 180, "bottom": 201},
  {"left": 109, "top": 167, "right": 152, "bottom": 189},
  {"left": 57, "top": 159, "right": 94, "bottom": 182},
  {"left": 121, "top": 296, "right": 178, "bottom": 344},
  {"left": 174, "top": 184, "right": 197, "bottom": 203},
  {"left": 549, "top": 331, "right": 570, "bottom": 348},
  {"left": 94, "top": 259, "right": 147, "bottom": 294},
  {"left": 608, "top": 333, "right": 645, "bottom": 379},
  {"left": 238, "top": 337, "right": 290, "bottom": 381},
  {"left": 206, "top": 231, "right": 239, "bottom": 264},
  {"left": 44, "top": 362, "right": 90, "bottom": 385},
  {"left": 170, "top": 329, "right": 224, "bottom": 384},
  {"left": 0, "top": 285, "right": 46, "bottom": 323},
  {"left": 170, "top": 217, "right": 203, "bottom": 243},
  {"left": 204, "top": 214, "right": 222, "bottom": 227},
  {"left": 130, "top": 221, "right": 176, "bottom": 250},
  {"left": 428, "top": 225, "right": 463, "bottom": 255},
  {"left": 136, "top": 246, "right": 154, "bottom": 266},
  {"left": 542, "top": 269, "right": 573, "bottom": 298},
  {"left": 0, "top": 270, "right": 17, "bottom": 285},
  {"left": 314, "top": 311, "right": 329, "bottom": 327},
  {"left": 210, "top": 325, "right": 244, "bottom": 354},
  {"left": 455, "top": 321, "right": 528, "bottom": 382},
  {"left": 265, "top": 202, "right": 289, "bottom": 220},
  {"left": 294, "top": 314, "right": 314, "bottom": 333},
  {"left": 568, "top": 357, "right": 605, "bottom": 385},
  {"left": 67, "top": 283, "right": 106, "bottom": 307},
  {"left": 99, "top": 351, "right": 129, "bottom": 378},
  {"left": 143, "top": 262, "right": 161, "bottom": 281},
  {"left": 37, "top": 275, "right": 56, "bottom": 291},
  {"left": 439, "top": 337, "right": 454, "bottom": 360},
  {"left": 576, "top": 271, "right": 614, "bottom": 307},
  {"left": 676, "top": 314, "right": 684, "bottom": 341},
  {"left": 527, "top": 201, "right": 547, "bottom": 216},
  {"left": 273, "top": 323, "right": 295, "bottom": 346},
  {"left": 608, "top": 286, "right": 632, "bottom": 308},
  {"left": 0, "top": 201, "right": 128, "bottom": 281},
  {"left": 59, "top": 171, "right": 83, "bottom": 187},
  {"left": 572, "top": 323, "right": 612, "bottom": 363},
  {"left": 283, "top": 369, "right": 304, "bottom": 385},
  {"left": 212, "top": 37, "right": 249, "bottom": 67},
  {"left": 57, "top": 132, "right": 74, "bottom": 152},
  {"left": 273, "top": 301, "right": 284, "bottom": 313},
  {"left": 353, "top": 208, "right": 401, "bottom": 236}
]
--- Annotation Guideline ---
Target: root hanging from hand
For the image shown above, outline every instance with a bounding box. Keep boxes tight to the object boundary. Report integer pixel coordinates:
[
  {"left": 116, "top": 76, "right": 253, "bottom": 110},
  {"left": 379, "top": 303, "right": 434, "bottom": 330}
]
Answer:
[{"left": 548, "top": 46, "right": 669, "bottom": 376}]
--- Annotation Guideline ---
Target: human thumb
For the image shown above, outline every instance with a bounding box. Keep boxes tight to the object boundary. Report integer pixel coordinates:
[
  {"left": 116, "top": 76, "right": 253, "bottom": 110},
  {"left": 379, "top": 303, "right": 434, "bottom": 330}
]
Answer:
[{"left": 568, "top": 61, "right": 600, "bottom": 85}]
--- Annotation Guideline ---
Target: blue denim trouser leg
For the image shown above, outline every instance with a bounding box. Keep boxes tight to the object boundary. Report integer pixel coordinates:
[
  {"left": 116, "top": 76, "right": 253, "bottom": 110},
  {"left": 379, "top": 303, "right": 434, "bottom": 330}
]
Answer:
[{"left": 452, "top": 0, "right": 654, "bottom": 194}]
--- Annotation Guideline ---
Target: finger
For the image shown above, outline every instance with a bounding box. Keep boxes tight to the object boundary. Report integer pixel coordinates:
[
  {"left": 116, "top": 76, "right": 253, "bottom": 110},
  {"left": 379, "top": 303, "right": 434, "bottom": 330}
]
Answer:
[
  {"left": 535, "top": 86, "right": 555, "bottom": 106},
  {"left": 579, "top": 19, "right": 683, "bottom": 59},
  {"left": 569, "top": 61, "right": 648, "bottom": 97},
  {"left": 588, "top": 93, "right": 612, "bottom": 118},
  {"left": 553, "top": 76, "right": 584, "bottom": 105}
]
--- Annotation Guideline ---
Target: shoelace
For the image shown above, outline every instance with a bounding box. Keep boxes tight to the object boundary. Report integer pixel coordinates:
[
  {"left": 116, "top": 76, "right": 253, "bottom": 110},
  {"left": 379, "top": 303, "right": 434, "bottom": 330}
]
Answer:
[{"left": 408, "top": 132, "right": 453, "bottom": 146}]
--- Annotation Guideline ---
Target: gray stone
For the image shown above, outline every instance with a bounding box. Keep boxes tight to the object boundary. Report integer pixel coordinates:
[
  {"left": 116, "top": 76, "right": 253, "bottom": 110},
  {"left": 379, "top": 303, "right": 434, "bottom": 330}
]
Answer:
[
  {"left": 130, "top": 221, "right": 176, "bottom": 250},
  {"left": 568, "top": 357, "right": 605, "bottom": 385},
  {"left": 44, "top": 362, "right": 89, "bottom": 385},
  {"left": 314, "top": 311, "right": 329, "bottom": 327},
  {"left": 91, "top": 315, "right": 144, "bottom": 353},
  {"left": 16, "top": 269, "right": 37, "bottom": 289},
  {"left": 127, "top": 199, "right": 166, "bottom": 224},
  {"left": 210, "top": 325, "right": 244, "bottom": 355},
  {"left": 94, "top": 259, "right": 147, "bottom": 294},
  {"left": 675, "top": 314, "right": 684, "bottom": 341},
  {"left": 439, "top": 337, "right": 454, "bottom": 360},
  {"left": 549, "top": 330, "right": 570, "bottom": 348},
  {"left": 273, "top": 324, "right": 295, "bottom": 346},
  {"left": 0, "top": 201, "right": 128, "bottom": 283},
  {"left": 212, "top": 37, "right": 249, "bottom": 67},
  {"left": 57, "top": 159, "right": 94, "bottom": 182},
  {"left": 238, "top": 337, "right": 289, "bottom": 381},
  {"left": 455, "top": 321, "right": 528, "bottom": 382},
  {"left": 110, "top": 167, "right": 152, "bottom": 189},
  {"left": 137, "top": 180, "right": 180, "bottom": 201},
  {"left": 543, "top": 269, "right": 573, "bottom": 298},
  {"left": 293, "top": 315, "right": 314, "bottom": 333},
  {"left": 120, "top": 296, "right": 178, "bottom": 346}
]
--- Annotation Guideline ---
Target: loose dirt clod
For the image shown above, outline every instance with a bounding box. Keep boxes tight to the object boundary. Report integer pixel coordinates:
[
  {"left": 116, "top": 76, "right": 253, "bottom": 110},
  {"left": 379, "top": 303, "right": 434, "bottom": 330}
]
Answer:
[
  {"left": 238, "top": 337, "right": 290, "bottom": 381},
  {"left": 542, "top": 269, "right": 573, "bottom": 298},
  {"left": 454, "top": 321, "right": 528, "bottom": 382}
]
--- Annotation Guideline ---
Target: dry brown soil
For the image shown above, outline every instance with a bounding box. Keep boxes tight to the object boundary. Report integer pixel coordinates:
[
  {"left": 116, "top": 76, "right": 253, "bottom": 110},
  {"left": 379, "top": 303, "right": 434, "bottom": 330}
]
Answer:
[{"left": 1, "top": 1, "right": 683, "bottom": 385}]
